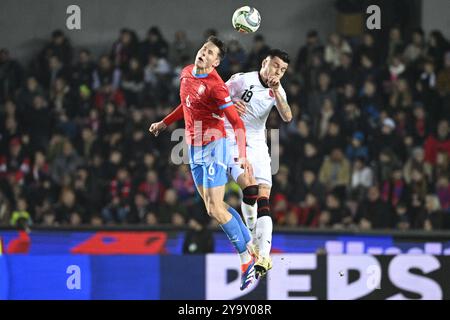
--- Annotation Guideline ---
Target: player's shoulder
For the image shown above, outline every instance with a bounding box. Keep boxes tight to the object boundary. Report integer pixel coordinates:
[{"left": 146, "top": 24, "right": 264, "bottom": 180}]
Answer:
[
  {"left": 209, "top": 69, "right": 227, "bottom": 87},
  {"left": 181, "top": 64, "right": 195, "bottom": 76},
  {"left": 228, "top": 72, "right": 245, "bottom": 82},
  {"left": 228, "top": 71, "right": 258, "bottom": 86}
]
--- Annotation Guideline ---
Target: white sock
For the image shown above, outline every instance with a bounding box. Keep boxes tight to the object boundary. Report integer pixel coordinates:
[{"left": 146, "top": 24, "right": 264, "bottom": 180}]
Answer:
[
  {"left": 256, "top": 216, "right": 273, "bottom": 257},
  {"left": 239, "top": 250, "right": 252, "bottom": 265},
  {"left": 241, "top": 202, "right": 257, "bottom": 243}
]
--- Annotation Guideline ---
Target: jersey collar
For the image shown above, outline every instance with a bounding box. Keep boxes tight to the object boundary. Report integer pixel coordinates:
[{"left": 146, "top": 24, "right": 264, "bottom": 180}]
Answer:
[
  {"left": 258, "top": 72, "right": 269, "bottom": 88},
  {"left": 192, "top": 68, "right": 210, "bottom": 78}
]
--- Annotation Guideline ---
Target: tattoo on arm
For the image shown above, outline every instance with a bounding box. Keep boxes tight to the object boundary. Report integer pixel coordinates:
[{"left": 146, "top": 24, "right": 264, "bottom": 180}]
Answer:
[{"left": 275, "top": 95, "right": 292, "bottom": 122}]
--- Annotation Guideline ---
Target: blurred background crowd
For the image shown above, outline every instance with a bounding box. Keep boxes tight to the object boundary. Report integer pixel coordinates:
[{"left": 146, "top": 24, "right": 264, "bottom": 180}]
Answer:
[{"left": 0, "top": 23, "right": 449, "bottom": 232}]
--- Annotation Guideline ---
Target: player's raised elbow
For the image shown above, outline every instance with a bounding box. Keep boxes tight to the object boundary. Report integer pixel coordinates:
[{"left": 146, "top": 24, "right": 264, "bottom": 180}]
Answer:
[{"left": 282, "top": 114, "right": 293, "bottom": 123}]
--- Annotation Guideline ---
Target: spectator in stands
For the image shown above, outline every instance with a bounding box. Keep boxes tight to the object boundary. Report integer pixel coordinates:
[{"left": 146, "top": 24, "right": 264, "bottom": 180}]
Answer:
[
  {"left": 324, "top": 33, "right": 352, "bottom": 69},
  {"left": 436, "top": 175, "right": 450, "bottom": 213},
  {"left": 350, "top": 156, "right": 373, "bottom": 201},
  {"left": 403, "top": 147, "right": 430, "bottom": 184},
  {"left": 50, "top": 140, "right": 83, "bottom": 185},
  {"left": 25, "top": 150, "right": 51, "bottom": 209},
  {"left": 431, "top": 151, "right": 450, "bottom": 184},
  {"left": 143, "top": 53, "right": 172, "bottom": 106},
  {"left": 295, "top": 30, "right": 324, "bottom": 74},
  {"left": 38, "top": 30, "right": 73, "bottom": 69},
  {"left": 272, "top": 165, "right": 295, "bottom": 202},
  {"left": 407, "top": 104, "right": 430, "bottom": 146},
  {"left": 293, "top": 169, "right": 326, "bottom": 205},
  {"left": 138, "top": 170, "right": 165, "bottom": 207},
  {"left": 393, "top": 202, "right": 411, "bottom": 230},
  {"left": 71, "top": 49, "right": 95, "bottom": 89},
  {"left": 121, "top": 57, "right": 145, "bottom": 107},
  {"left": 415, "top": 194, "right": 444, "bottom": 230},
  {"left": 307, "top": 71, "right": 337, "bottom": 119},
  {"left": 140, "top": 26, "right": 169, "bottom": 62},
  {"left": 10, "top": 196, "right": 32, "bottom": 230},
  {"left": 272, "top": 193, "right": 290, "bottom": 226},
  {"left": 386, "top": 27, "right": 405, "bottom": 62},
  {"left": 111, "top": 28, "right": 139, "bottom": 70},
  {"left": 319, "top": 192, "right": 353, "bottom": 229},
  {"left": 345, "top": 131, "right": 368, "bottom": 162},
  {"left": 171, "top": 164, "right": 196, "bottom": 204},
  {"left": 407, "top": 168, "right": 429, "bottom": 211},
  {"left": 296, "top": 193, "right": 321, "bottom": 228},
  {"left": 299, "top": 141, "right": 322, "bottom": 176},
  {"left": 355, "top": 32, "right": 379, "bottom": 67},
  {"left": 92, "top": 55, "right": 121, "bottom": 90},
  {"left": 0, "top": 48, "right": 23, "bottom": 103},
  {"left": 360, "top": 80, "right": 382, "bottom": 135},
  {"left": 437, "top": 52, "right": 450, "bottom": 119},
  {"left": 54, "top": 188, "right": 85, "bottom": 225},
  {"left": 334, "top": 52, "right": 357, "bottom": 91},
  {"left": 424, "top": 119, "right": 450, "bottom": 165},
  {"left": 427, "top": 31, "right": 450, "bottom": 71},
  {"left": 157, "top": 188, "right": 186, "bottom": 226},
  {"left": 373, "top": 148, "right": 401, "bottom": 184},
  {"left": 355, "top": 186, "right": 392, "bottom": 230},
  {"left": 169, "top": 30, "right": 193, "bottom": 66},
  {"left": 370, "top": 117, "right": 404, "bottom": 161},
  {"left": 389, "top": 78, "right": 413, "bottom": 111},
  {"left": 380, "top": 166, "right": 408, "bottom": 209},
  {"left": 304, "top": 51, "right": 330, "bottom": 92},
  {"left": 357, "top": 54, "right": 378, "bottom": 89},
  {"left": 101, "top": 167, "right": 131, "bottom": 224},
  {"left": 417, "top": 59, "right": 441, "bottom": 122},
  {"left": 385, "top": 55, "right": 407, "bottom": 88},
  {"left": 245, "top": 34, "right": 270, "bottom": 71},
  {"left": 129, "top": 192, "right": 151, "bottom": 223},
  {"left": 403, "top": 28, "right": 426, "bottom": 65},
  {"left": 319, "top": 147, "right": 351, "bottom": 195}
]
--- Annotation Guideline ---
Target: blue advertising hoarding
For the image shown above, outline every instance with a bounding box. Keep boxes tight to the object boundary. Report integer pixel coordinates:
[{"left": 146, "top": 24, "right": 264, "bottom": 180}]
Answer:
[{"left": 1, "top": 230, "right": 450, "bottom": 255}]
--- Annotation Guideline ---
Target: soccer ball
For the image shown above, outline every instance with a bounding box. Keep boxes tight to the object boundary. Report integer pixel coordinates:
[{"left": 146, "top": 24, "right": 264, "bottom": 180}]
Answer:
[{"left": 232, "top": 6, "right": 261, "bottom": 33}]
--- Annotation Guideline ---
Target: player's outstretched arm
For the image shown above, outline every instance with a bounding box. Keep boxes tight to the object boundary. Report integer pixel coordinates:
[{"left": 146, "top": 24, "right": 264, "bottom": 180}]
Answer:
[
  {"left": 223, "top": 106, "right": 252, "bottom": 174},
  {"left": 148, "top": 104, "right": 184, "bottom": 137}
]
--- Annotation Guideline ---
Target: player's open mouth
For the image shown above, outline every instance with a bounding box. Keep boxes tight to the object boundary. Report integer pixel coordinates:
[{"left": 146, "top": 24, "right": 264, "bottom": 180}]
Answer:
[{"left": 198, "top": 57, "right": 204, "bottom": 62}]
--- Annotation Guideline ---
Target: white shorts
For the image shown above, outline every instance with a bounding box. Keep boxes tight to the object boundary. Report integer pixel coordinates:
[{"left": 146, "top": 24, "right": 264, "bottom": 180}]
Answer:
[{"left": 227, "top": 137, "right": 272, "bottom": 186}]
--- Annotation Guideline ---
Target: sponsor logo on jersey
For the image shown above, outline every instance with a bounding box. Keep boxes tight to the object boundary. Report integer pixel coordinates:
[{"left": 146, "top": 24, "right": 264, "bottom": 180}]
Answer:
[{"left": 198, "top": 84, "right": 206, "bottom": 95}]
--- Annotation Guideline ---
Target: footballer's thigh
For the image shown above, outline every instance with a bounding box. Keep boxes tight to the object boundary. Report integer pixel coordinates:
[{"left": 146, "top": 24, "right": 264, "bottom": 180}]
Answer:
[{"left": 249, "top": 143, "right": 273, "bottom": 189}]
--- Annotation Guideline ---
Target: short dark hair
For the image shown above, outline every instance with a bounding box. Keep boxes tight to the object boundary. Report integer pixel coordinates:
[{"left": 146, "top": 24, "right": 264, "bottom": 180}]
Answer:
[
  {"left": 206, "top": 36, "right": 227, "bottom": 60},
  {"left": 267, "top": 49, "right": 290, "bottom": 64}
]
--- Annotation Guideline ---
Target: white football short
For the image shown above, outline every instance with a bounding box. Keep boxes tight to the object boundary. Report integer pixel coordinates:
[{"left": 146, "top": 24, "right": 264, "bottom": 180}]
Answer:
[{"left": 227, "top": 137, "right": 272, "bottom": 186}]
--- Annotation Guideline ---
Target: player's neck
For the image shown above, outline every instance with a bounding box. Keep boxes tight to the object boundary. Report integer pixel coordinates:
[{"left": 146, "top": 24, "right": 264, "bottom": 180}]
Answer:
[
  {"left": 258, "top": 71, "right": 269, "bottom": 88},
  {"left": 193, "top": 66, "right": 213, "bottom": 75}
]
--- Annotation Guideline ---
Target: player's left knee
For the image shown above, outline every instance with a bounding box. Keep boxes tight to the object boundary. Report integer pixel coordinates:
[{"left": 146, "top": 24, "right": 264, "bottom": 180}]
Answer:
[
  {"left": 243, "top": 185, "right": 259, "bottom": 206},
  {"left": 257, "top": 196, "right": 271, "bottom": 218}
]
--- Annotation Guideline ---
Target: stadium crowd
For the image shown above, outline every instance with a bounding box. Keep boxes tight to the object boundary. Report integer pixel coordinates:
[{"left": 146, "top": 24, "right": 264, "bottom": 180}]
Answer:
[{"left": 0, "top": 26, "right": 450, "bottom": 232}]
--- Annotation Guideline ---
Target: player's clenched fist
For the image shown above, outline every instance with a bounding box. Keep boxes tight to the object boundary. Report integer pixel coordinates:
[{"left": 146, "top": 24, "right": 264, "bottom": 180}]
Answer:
[
  {"left": 148, "top": 121, "right": 167, "bottom": 137},
  {"left": 267, "top": 76, "right": 280, "bottom": 90}
]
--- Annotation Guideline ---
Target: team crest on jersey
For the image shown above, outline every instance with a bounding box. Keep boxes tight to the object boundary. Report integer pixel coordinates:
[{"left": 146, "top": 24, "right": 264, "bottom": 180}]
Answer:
[
  {"left": 197, "top": 84, "right": 206, "bottom": 95},
  {"left": 269, "top": 89, "right": 274, "bottom": 97}
]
